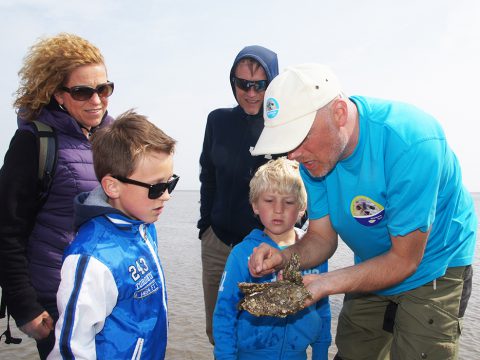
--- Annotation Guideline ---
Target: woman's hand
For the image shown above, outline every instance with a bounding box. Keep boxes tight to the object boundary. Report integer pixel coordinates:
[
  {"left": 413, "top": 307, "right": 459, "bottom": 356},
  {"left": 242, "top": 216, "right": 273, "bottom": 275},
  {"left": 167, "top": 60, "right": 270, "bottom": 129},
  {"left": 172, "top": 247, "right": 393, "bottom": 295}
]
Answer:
[{"left": 19, "top": 311, "right": 54, "bottom": 340}]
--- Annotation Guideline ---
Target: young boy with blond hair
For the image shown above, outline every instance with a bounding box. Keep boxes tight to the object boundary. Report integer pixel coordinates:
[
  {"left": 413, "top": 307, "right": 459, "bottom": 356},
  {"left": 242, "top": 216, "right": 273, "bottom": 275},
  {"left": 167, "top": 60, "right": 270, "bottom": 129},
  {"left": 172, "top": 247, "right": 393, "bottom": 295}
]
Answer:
[
  {"left": 48, "top": 110, "right": 178, "bottom": 360},
  {"left": 213, "top": 157, "right": 331, "bottom": 359}
]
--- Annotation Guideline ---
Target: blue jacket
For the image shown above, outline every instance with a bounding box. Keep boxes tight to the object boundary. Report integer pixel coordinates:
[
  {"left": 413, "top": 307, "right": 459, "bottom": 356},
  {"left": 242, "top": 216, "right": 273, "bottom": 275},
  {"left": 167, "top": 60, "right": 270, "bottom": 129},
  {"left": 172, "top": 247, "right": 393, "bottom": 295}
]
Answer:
[
  {"left": 213, "top": 229, "right": 331, "bottom": 360},
  {"left": 48, "top": 187, "right": 168, "bottom": 360},
  {"left": 198, "top": 45, "right": 281, "bottom": 246}
]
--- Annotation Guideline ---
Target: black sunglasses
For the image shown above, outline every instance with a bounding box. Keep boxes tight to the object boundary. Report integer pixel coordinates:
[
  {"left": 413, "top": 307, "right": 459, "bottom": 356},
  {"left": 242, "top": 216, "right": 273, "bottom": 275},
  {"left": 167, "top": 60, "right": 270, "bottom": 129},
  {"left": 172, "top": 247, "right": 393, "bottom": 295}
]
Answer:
[
  {"left": 233, "top": 77, "right": 268, "bottom": 92},
  {"left": 112, "top": 174, "right": 180, "bottom": 199},
  {"left": 61, "top": 82, "right": 114, "bottom": 101}
]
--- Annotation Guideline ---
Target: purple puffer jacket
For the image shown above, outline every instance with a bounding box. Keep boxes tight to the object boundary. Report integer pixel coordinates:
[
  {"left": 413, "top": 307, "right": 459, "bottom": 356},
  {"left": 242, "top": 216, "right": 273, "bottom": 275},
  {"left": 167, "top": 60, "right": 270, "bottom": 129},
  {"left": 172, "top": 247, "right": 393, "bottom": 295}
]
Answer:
[{"left": 18, "top": 108, "right": 114, "bottom": 304}]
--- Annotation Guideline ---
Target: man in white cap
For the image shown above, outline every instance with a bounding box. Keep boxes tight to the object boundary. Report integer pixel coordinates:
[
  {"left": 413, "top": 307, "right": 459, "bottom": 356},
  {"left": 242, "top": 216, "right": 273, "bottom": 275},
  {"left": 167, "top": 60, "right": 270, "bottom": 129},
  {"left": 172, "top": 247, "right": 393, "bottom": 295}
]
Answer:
[{"left": 248, "top": 63, "right": 476, "bottom": 360}]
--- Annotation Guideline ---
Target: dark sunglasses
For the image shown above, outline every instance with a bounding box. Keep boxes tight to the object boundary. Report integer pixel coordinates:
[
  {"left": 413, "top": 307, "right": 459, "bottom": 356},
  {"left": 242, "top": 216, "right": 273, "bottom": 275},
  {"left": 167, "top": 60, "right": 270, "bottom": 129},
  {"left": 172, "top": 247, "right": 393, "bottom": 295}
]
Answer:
[
  {"left": 112, "top": 174, "right": 180, "bottom": 199},
  {"left": 61, "top": 82, "right": 114, "bottom": 101},
  {"left": 233, "top": 77, "right": 268, "bottom": 92}
]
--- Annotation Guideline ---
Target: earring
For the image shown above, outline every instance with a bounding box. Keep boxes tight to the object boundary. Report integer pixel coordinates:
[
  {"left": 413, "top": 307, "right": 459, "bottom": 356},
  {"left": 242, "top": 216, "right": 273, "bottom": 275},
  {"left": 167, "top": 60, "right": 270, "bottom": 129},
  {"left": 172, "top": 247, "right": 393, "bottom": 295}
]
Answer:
[{"left": 59, "top": 103, "right": 66, "bottom": 112}]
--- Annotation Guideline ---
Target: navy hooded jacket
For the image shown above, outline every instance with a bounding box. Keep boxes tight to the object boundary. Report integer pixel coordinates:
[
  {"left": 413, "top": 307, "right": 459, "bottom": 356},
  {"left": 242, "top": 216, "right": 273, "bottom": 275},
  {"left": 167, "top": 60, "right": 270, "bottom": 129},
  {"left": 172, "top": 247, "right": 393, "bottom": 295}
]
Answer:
[{"left": 198, "top": 45, "right": 280, "bottom": 246}]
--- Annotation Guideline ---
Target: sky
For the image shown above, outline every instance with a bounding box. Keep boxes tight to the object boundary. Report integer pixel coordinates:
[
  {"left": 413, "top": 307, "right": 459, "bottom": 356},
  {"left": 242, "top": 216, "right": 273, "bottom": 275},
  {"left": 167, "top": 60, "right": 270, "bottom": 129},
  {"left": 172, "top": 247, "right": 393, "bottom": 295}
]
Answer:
[{"left": 1, "top": 0, "right": 479, "bottom": 191}]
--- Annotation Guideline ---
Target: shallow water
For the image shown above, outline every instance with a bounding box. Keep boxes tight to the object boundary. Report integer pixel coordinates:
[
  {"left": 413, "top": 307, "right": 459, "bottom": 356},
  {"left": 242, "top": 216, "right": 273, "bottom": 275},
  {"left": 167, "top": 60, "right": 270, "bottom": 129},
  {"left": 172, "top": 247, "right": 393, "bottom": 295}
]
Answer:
[{"left": 1, "top": 191, "right": 479, "bottom": 359}]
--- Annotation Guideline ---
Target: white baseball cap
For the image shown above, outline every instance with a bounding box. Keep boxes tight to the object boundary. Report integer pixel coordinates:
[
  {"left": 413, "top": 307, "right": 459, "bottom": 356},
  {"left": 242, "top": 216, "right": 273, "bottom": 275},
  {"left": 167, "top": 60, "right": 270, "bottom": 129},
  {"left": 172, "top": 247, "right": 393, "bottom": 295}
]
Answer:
[{"left": 251, "top": 63, "right": 343, "bottom": 156}]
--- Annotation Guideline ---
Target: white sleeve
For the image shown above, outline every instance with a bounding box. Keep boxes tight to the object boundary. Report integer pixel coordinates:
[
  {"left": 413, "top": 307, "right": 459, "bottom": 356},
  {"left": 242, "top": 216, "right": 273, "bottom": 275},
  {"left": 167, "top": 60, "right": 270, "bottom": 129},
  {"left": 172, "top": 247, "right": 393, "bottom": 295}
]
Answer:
[{"left": 47, "top": 255, "right": 118, "bottom": 360}]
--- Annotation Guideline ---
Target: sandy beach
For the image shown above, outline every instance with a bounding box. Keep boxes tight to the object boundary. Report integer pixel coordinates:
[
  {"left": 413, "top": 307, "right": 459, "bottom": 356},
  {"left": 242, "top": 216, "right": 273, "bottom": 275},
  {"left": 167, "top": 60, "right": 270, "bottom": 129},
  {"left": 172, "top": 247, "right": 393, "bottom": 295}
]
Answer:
[{"left": 1, "top": 191, "right": 479, "bottom": 359}]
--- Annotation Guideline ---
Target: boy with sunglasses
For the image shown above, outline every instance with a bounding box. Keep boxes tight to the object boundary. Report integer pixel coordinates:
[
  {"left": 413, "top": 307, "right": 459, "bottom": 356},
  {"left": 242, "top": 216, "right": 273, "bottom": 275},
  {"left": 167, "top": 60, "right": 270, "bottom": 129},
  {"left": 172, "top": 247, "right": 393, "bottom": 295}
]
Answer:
[{"left": 48, "top": 110, "right": 177, "bottom": 360}]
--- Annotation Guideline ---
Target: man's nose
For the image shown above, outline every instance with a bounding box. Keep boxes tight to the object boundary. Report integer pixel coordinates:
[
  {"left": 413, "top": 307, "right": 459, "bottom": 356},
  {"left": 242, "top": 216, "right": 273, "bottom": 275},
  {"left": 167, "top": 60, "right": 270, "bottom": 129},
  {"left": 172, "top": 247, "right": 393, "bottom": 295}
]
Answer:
[{"left": 288, "top": 149, "right": 299, "bottom": 161}]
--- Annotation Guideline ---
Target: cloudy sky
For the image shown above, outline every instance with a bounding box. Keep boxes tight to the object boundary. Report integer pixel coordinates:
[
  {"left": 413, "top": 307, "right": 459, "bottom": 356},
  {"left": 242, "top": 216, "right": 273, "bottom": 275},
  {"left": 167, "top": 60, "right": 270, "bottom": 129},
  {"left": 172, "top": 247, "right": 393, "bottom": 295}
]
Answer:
[{"left": 1, "top": 0, "right": 479, "bottom": 191}]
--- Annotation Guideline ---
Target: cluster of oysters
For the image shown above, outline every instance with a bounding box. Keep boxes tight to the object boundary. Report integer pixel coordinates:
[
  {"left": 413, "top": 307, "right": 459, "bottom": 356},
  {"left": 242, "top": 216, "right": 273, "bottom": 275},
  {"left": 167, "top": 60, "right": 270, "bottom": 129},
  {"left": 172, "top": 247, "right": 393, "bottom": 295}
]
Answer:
[{"left": 238, "top": 253, "right": 312, "bottom": 317}]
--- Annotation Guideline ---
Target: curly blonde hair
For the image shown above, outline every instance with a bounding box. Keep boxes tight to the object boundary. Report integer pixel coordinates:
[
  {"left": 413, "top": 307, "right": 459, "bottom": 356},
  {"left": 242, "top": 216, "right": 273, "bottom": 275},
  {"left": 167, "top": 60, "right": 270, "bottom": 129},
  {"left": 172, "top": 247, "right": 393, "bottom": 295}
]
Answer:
[{"left": 14, "top": 33, "right": 105, "bottom": 121}]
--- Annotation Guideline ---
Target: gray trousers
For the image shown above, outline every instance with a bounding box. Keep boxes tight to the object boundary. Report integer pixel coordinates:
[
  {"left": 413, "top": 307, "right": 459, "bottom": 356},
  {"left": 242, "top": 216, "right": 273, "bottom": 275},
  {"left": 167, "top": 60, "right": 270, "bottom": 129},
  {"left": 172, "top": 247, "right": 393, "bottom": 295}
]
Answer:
[{"left": 200, "top": 227, "right": 232, "bottom": 345}]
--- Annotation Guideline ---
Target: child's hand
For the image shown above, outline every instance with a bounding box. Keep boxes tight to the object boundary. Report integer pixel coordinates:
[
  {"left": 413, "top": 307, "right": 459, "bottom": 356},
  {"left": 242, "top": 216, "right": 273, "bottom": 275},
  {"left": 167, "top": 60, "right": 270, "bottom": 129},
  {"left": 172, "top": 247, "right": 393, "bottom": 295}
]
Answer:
[
  {"left": 19, "top": 311, "right": 54, "bottom": 340},
  {"left": 248, "top": 243, "right": 286, "bottom": 277}
]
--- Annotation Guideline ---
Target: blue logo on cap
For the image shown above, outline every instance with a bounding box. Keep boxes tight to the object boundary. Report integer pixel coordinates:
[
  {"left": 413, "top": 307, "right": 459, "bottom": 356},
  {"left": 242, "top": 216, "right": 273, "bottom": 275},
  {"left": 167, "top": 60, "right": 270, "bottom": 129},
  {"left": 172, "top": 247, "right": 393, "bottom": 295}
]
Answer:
[{"left": 266, "top": 98, "right": 279, "bottom": 119}]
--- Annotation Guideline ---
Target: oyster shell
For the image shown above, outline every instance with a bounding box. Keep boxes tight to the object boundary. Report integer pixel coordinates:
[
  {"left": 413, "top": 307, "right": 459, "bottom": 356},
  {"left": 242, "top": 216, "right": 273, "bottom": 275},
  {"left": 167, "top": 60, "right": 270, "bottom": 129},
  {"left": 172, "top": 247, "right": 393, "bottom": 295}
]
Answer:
[{"left": 238, "top": 253, "right": 312, "bottom": 317}]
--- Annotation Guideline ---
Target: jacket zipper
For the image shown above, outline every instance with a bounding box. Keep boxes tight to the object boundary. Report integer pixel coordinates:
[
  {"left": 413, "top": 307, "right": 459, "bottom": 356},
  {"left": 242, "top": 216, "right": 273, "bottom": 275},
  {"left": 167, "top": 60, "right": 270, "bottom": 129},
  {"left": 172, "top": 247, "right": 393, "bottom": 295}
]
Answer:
[{"left": 139, "top": 224, "right": 168, "bottom": 327}]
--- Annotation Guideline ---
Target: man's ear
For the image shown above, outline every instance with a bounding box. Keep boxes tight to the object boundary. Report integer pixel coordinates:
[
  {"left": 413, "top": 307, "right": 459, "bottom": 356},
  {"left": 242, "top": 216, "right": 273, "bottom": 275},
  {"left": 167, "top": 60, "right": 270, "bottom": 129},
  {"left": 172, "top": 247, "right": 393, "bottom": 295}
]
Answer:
[
  {"left": 102, "top": 175, "right": 120, "bottom": 199},
  {"left": 333, "top": 98, "right": 348, "bottom": 127},
  {"left": 251, "top": 202, "right": 259, "bottom": 215}
]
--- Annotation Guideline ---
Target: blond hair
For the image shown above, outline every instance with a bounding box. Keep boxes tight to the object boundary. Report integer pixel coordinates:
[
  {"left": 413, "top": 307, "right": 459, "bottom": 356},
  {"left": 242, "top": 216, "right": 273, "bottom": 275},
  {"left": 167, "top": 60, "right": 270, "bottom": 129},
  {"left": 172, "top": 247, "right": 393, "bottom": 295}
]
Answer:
[
  {"left": 91, "top": 109, "right": 176, "bottom": 181},
  {"left": 249, "top": 157, "right": 307, "bottom": 210},
  {"left": 14, "top": 33, "right": 105, "bottom": 121}
]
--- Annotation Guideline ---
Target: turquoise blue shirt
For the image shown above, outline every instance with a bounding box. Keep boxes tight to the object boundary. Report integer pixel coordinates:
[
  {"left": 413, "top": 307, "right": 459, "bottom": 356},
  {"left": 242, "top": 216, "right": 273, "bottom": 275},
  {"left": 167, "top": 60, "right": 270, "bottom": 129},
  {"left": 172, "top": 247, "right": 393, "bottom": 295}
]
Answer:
[{"left": 301, "top": 96, "right": 477, "bottom": 295}]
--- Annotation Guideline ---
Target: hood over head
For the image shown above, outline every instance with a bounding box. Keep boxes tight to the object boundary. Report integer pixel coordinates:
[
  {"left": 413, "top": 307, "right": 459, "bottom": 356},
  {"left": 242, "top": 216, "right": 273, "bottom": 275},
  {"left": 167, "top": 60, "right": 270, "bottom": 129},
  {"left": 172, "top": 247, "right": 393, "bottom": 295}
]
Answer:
[{"left": 229, "top": 45, "right": 279, "bottom": 102}]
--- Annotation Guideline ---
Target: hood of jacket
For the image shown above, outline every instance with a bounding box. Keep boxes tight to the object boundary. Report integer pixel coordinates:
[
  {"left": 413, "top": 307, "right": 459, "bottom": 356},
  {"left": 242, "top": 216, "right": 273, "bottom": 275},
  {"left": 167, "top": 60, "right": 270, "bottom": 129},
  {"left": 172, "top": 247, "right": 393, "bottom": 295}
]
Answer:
[
  {"left": 74, "top": 186, "right": 132, "bottom": 229},
  {"left": 229, "top": 45, "right": 279, "bottom": 102}
]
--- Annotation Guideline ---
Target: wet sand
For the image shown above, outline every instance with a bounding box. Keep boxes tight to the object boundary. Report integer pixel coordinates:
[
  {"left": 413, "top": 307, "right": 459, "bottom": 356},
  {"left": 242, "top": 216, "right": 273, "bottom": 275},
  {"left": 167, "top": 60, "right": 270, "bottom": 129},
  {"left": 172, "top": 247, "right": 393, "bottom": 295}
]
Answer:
[{"left": 1, "top": 191, "right": 479, "bottom": 359}]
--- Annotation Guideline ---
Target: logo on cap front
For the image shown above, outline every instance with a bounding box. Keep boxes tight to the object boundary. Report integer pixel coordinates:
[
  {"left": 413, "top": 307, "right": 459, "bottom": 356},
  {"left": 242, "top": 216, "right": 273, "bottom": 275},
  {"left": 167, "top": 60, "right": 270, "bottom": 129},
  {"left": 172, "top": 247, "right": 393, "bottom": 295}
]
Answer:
[{"left": 265, "top": 98, "right": 279, "bottom": 119}]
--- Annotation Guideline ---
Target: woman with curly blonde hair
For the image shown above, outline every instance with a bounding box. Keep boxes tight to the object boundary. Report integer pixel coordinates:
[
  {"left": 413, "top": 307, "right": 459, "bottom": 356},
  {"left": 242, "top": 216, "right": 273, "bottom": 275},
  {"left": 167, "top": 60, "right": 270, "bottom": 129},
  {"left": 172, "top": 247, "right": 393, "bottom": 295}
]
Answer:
[{"left": 0, "top": 33, "right": 114, "bottom": 359}]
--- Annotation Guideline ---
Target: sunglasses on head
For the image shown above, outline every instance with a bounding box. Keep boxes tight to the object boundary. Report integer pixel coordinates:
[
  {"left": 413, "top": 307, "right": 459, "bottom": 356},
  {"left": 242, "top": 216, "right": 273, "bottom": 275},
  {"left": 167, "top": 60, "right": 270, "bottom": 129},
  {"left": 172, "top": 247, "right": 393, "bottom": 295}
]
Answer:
[
  {"left": 61, "top": 82, "right": 114, "bottom": 101},
  {"left": 112, "top": 174, "right": 180, "bottom": 199},
  {"left": 233, "top": 77, "right": 268, "bottom": 92}
]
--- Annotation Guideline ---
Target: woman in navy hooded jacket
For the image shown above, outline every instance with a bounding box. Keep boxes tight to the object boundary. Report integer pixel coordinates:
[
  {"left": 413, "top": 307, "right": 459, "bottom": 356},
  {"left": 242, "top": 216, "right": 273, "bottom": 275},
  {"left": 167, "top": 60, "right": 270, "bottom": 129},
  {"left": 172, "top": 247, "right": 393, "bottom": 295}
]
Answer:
[{"left": 198, "top": 45, "right": 280, "bottom": 344}]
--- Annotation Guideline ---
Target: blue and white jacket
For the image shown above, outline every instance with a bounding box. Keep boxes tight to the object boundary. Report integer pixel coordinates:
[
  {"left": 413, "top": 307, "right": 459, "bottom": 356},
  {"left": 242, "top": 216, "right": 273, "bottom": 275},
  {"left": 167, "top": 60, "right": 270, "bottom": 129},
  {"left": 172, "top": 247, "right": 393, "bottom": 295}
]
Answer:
[
  {"left": 48, "top": 187, "right": 168, "bottom": 360},
  {"left": 213, "top": 229, "right": 331, "bottom": 360}
]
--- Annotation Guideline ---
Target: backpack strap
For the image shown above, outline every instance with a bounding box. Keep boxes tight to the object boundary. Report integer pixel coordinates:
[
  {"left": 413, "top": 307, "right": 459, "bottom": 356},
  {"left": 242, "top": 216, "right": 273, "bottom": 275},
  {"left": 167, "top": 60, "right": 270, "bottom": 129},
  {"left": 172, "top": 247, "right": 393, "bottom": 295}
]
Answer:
[
  {"left": 0, "top": 312, "right": 22, "bottom": 344},
  {"left": 1, "top": 259, "right": 22, "bottom": 344},
  {"left": 0, "top": 121, "right": 57, "bottom": 345},
  {"left": 31, "top": 121, "right": 58, "bottom": 204}
]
